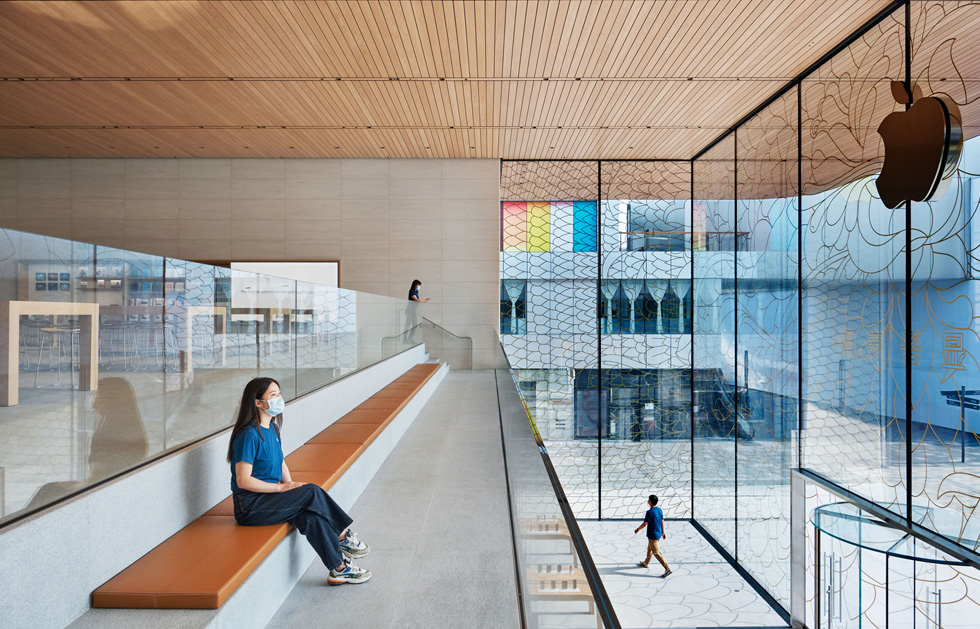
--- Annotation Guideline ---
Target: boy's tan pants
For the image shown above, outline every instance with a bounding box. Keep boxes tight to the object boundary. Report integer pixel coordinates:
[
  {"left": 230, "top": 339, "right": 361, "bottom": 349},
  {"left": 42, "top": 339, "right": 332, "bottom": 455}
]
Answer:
[{"left": 643, "top": 538, "right": 670, "bottom": 570}]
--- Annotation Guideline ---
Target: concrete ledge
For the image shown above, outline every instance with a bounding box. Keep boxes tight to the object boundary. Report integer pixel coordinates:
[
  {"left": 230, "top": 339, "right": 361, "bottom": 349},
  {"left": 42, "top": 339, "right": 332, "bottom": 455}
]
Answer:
[{"left": 0, "top": 345, "right": 429, "bottom": 629}]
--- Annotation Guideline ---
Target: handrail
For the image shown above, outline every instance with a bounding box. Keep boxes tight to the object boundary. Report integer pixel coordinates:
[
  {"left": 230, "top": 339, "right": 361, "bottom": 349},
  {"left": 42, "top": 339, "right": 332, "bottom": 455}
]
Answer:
[
  {"left": 421, "top": 316, "right": 474, "bottom": 343},
  {"left": 380, "top": 316, "right": 473, "bottom": 369}
]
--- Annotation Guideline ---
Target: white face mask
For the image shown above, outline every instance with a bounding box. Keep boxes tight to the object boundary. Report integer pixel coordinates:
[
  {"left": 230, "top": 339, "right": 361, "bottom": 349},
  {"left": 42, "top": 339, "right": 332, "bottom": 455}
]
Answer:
[{"left": 263, "top": 396, "right": 285, "bottom": 416}]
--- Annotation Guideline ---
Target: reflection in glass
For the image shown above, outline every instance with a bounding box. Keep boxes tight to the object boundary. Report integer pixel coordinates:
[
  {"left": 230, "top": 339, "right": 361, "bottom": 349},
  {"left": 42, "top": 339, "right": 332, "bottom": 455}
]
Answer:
[{"left": 0, "top": 227, "right": 420, "bottom": 527}]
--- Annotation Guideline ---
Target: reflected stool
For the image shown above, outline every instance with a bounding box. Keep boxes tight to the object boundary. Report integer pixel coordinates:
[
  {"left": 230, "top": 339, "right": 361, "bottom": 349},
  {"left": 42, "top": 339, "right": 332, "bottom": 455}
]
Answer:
[
  {"left": 19, "top": 317, "right": 50, "bottom": 369},
  {"left": 99, "top": 321, "right": 137, "bottom": 370},
  {"left": 133, "top": 322, "right": 180, "bottom": 370},
  {"left": 34, "top": 326, "right": 81, "bottom": 388}
]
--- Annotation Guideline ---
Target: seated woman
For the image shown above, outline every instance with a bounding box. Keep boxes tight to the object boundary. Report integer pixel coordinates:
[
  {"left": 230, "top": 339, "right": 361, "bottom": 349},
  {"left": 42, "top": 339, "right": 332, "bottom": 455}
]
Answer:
[{"left": 228, "top": 377, "right": 371, "bottom": 585}]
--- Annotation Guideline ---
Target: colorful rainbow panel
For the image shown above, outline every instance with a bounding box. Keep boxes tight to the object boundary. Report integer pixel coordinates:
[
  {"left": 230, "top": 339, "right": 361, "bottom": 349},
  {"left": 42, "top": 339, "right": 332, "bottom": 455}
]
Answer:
[
  {"left": 501, "top": 202, "right": 527, "bottom": 251},
  {"left": 527, "top": 201, "right": 551, "bottom": 252}
]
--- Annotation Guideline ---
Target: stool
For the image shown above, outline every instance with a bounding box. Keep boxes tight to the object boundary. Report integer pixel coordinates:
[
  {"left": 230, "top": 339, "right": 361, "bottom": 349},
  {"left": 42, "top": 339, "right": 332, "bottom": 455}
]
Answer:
[
  {"left": 133, "top": 323, "right": 180, "bottom": 371},
  {"left": 99, "top": 321, "right": 137, "bottom": 370},
  {"left": 19, "top": 317, "right": 50, "bottom": 369},
  {"left": 34, "top": 326, "right": 81, "bottom": 388}
]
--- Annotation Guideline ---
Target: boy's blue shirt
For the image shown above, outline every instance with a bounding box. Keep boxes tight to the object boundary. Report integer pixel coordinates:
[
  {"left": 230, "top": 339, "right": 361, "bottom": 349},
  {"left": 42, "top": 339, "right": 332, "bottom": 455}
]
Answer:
[{"left": 644, "top": 505, "right": 664, "bottom": 540}]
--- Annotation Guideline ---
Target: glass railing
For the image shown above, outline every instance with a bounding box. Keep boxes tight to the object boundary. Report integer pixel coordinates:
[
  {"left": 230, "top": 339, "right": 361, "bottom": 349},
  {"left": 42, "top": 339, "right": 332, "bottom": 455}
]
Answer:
[
  {"left": 0, "top": 227, "right": 420, "bottom": 528},
  {"left": 383, "top": 316, "right": 473, "bottom": 370},
  {"left": 495, "top": 343, "right": 618, "bottom": 629}
]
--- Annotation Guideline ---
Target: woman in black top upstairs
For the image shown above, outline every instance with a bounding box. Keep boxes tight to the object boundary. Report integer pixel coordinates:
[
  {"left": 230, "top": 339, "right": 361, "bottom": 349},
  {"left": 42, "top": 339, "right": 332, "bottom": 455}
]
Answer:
[
  {"left": 405, "top": 279, "right": 429, "bottom": 338},
  {"left": 408, "top": 279, "right": 430, "bottom": 303}
]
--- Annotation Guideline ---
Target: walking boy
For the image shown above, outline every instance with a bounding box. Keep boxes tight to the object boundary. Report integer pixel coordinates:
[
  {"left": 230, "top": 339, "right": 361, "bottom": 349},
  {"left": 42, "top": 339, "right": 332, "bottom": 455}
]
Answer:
[{"left": 634, "top": 494, "right": 672, "bottom": 577}]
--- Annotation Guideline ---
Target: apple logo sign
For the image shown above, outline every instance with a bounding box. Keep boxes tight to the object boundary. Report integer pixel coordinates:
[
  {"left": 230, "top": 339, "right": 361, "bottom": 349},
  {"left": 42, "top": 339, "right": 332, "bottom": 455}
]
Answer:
[{"left": 876, "top": 81, "right": 963, "bottom": 209}]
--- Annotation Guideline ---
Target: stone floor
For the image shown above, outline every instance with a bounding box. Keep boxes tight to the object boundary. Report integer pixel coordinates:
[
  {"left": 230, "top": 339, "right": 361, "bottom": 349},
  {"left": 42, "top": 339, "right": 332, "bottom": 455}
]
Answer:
[
  {"left": 267, "top": 370, "right": 521, "bottom": 629},
  {"left": 579, "top": 520, "right": 788, "bottom": 629}
]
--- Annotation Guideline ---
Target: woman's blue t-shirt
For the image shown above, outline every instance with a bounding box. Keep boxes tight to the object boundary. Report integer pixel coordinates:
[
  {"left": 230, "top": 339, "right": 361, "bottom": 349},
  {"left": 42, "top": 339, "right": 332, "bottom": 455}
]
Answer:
[
  {"left": 230, "top": 424, "right": 283, "bottom": 492},
  {"left": 409, "top": 288, "right": 419, "bottom": 301}
]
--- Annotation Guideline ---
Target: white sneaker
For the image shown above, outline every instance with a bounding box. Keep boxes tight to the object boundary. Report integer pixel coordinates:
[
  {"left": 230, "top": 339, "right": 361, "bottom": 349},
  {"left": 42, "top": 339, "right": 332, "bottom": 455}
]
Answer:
[
  {"left": 339, "top": 530, "right": 370, "bottom": 559},
  {"left": 328, "top": 562, "right": 371, "bottom": 585}
]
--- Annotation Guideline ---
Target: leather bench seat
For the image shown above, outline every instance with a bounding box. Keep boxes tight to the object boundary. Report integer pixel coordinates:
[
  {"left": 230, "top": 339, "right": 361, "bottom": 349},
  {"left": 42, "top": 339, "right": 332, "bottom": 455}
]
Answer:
[{"left": 92, "top": 363, "right": 440, "bottom": 609}]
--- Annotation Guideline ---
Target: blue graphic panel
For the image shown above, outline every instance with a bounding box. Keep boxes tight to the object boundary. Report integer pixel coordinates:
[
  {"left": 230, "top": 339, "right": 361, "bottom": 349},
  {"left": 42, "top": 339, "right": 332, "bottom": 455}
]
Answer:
[{"left": 573, "top": 201, "right": 597, "bottom": 252}]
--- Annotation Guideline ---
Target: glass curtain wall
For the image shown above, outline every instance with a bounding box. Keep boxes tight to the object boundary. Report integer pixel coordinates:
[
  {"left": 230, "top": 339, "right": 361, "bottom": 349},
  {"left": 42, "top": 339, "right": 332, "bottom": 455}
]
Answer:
[
  {"left": 692, "top": 136, "right": 738, "bottom": 556},
  {"left": 800, "top": 4, "right": 908, "bottom": 522},
  {"left": 501, "top": 0, "right": 980, "bottom": 618},
  {"left": 599, "top": 161, "right": 692, "bottom": 519},
  {"left": 501, "top": 161, "right": 601, "bottom": 517},
  {"left": 909, "top": 0, "right": 980, "bottom": 554},
  {"left": 734, "top": 88, "right": 800, "bottom": 606}
]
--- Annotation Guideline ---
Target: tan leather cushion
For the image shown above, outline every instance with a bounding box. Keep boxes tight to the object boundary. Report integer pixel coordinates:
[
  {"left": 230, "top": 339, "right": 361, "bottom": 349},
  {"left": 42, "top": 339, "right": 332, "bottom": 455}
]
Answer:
[
  {"left": 333, "top": 408, "right": 396, "bottom": 426},
  {"left": 285, "top": 442, "right": 364, "bottom": 476},
  {"left": 92, "top": 517, "right": 289, "bottom": 609},
  {"left": 307, "top": 422, "right": 383, "bottom": 445},
  {"left": 357, "top": 396, "right": 407, "bottom": 412}
]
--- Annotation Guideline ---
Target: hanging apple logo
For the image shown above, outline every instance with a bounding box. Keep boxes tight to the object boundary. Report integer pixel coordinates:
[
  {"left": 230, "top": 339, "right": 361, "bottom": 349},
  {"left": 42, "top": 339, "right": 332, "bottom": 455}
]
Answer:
[{"left": 876, "top": 81, "right": 962, "bottom": 209}]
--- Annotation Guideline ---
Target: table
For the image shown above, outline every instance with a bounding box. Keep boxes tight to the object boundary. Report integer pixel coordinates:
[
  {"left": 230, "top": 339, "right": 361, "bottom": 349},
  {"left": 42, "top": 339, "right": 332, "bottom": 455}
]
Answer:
[{"left": 0, "top": 300, "right": 99, "bottom": 406}]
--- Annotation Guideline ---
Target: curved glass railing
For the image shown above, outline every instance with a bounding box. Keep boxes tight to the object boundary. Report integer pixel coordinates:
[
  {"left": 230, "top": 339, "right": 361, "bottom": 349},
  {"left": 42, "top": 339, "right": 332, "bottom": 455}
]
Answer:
[
  {"left": 0, "top": 227, "right": 421, "bottom": 528},
  {"left": 383, "top": 316, "right": 473, "bottom": 370}
]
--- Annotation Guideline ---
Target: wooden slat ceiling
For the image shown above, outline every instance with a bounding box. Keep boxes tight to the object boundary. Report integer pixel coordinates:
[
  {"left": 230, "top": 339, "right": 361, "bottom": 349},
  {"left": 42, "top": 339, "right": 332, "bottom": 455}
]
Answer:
[{"left": 0, "top": 0, "right": 897, "bottom": 160}]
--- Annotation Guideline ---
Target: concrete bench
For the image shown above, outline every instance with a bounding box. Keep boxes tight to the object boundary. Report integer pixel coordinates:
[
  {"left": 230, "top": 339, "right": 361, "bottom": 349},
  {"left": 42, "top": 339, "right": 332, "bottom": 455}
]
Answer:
[{"left": 92, "top": 363, "right": 441, "bottom": 609}]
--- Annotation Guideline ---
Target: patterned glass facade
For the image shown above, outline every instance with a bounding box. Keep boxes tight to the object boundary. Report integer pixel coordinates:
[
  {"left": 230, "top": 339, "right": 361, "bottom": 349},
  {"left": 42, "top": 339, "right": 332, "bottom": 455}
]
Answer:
[{"left": 501, "top": 2, "right": 980, "bottom": 622}]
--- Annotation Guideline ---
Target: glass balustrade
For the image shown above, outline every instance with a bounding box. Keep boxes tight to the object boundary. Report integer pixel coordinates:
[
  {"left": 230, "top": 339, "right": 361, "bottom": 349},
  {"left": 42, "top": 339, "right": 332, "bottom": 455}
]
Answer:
[{"left": 0, "top": 227, "right": 419, "bottom": 528}]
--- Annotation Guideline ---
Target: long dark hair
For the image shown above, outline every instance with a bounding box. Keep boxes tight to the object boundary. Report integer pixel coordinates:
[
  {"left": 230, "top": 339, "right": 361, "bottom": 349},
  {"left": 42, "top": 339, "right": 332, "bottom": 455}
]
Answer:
[
  {"left": 227, "top": 377, "right": 282, "bottom": 462},
  {"left": 411, "top": 279, "right": 422, "bottom": 291}
]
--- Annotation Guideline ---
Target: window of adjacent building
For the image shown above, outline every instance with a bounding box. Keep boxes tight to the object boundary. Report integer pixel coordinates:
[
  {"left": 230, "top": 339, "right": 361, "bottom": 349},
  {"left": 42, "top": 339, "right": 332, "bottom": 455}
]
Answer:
[{"left": 500, "top": 280, "right": 526, "bottom": 334}]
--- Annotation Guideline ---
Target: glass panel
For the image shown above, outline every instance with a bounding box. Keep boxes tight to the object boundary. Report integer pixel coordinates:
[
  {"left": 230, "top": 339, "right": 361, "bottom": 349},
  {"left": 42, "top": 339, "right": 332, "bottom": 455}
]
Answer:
[
  {"left": 694, "top": 135, "right": 738, "bottom": 557},
  {"left": 0, "top": 226, "right": 420, "bottom": 526},
  {"left": 500, "top": 161, "right": 600, "bottom": 518},
  {"left": 599, "top": 160, "right": 693, "bottom": 520},
  {"left": 800, "top": 8, "right": 908, "bottom": 519},
  {"left": 909, "top": 0, "right": 980, "bottom": 553},
  {"left": 497, "top": 363, "right": 607, "bottom": 629},
  {"left": 734, "top": 88, "right": 800, "bottom": 607}
]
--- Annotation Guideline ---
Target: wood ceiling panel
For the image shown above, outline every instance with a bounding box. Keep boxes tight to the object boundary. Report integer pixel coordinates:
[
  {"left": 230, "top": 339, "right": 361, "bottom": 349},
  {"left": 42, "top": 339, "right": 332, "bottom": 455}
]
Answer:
[{"left": 0, "top": 0, "right": 900, "bottom": 159}]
